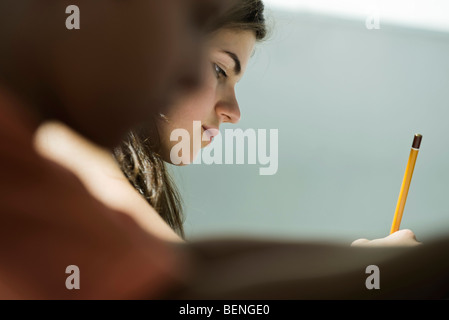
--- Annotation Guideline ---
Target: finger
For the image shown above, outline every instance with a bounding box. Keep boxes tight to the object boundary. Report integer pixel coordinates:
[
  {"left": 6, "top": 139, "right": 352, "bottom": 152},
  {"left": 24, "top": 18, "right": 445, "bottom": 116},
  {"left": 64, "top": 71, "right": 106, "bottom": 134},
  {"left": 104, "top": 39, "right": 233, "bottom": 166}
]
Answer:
[
  {"left": 351, "top": 239, "right": 369, "bottom": 247},
  {"left": 397, "top": 229, "right": 418, "bottom": 241}
]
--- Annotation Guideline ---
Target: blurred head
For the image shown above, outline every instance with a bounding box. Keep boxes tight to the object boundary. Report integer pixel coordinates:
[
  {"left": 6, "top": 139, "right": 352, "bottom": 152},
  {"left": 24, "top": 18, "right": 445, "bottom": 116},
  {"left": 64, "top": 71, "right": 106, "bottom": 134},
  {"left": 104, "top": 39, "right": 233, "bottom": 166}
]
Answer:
[{"left": 0, "top": 0, "right": 233, "bottom": 148}]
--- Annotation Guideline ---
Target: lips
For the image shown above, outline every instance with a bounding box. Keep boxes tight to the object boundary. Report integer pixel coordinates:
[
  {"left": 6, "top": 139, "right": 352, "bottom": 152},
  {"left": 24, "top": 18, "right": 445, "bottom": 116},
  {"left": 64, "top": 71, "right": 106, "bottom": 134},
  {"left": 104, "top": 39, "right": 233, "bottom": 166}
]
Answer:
[{"left": 202, "top": 125, "right": 220, "bottom": 142}]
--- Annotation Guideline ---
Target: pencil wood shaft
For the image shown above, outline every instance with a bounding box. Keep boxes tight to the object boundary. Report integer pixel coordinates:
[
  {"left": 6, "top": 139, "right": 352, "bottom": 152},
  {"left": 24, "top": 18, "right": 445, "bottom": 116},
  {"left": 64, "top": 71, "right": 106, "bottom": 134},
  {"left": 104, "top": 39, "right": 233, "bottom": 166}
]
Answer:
[{"left": 390, "top": 141, "right": 420, "bottom": 234}]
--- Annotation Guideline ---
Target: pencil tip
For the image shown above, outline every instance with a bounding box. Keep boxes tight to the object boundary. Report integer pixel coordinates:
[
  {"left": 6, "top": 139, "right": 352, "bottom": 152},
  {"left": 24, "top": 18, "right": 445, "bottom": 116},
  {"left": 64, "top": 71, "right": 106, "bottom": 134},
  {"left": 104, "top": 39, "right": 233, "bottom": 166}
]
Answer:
[{"left": 412, "top": 134, "right": 423, "bottom": 149}]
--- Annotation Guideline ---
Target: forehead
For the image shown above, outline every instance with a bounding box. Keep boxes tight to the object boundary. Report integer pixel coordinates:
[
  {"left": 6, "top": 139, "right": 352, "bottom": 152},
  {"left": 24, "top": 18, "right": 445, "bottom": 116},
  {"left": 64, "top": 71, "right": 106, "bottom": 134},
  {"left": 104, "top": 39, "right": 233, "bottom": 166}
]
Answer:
[{"left": 208, "top": 29, "right": 256, "bottom": 69}]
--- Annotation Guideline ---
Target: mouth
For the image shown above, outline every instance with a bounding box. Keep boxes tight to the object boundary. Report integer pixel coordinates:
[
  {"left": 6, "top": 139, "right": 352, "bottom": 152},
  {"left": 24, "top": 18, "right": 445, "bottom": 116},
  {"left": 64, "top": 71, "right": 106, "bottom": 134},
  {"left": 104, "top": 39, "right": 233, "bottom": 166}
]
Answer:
[{"left": 202, "top": 125, "right": 220, "bottom": 143}]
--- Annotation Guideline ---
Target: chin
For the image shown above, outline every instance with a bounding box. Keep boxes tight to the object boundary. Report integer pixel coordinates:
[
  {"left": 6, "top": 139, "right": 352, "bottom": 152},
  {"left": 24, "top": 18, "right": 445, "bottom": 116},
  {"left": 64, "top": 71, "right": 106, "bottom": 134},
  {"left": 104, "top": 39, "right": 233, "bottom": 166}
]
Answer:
[{"left": 176, "top": 162, "right": 190, "bottom": 167}]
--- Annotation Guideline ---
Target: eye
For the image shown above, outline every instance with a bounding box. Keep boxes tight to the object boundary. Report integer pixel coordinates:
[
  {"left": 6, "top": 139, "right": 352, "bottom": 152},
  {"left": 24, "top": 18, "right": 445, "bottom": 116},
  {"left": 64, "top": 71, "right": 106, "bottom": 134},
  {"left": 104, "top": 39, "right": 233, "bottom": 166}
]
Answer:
[{"left": 213, "top": 63, "right": 227, "bottom": 79}]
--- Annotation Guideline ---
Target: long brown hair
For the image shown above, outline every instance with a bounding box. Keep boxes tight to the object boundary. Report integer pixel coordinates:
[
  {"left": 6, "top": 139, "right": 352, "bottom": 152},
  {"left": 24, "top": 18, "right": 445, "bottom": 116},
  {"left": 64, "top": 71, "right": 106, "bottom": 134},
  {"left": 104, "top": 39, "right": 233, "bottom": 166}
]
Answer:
[{"left": 113, "top": 0, "right": 267, "bottom": 239}]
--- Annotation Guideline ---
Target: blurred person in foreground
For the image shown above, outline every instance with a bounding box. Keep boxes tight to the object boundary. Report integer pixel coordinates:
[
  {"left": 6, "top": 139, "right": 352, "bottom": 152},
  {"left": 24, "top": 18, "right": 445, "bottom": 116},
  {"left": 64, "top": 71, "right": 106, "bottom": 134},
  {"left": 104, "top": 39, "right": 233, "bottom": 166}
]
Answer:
[
  {"left": 0, "top": 0, "right": 234, "bottom": 299},
  {"left": 0, "top": 0, "right": 448, "bottom": 299}
]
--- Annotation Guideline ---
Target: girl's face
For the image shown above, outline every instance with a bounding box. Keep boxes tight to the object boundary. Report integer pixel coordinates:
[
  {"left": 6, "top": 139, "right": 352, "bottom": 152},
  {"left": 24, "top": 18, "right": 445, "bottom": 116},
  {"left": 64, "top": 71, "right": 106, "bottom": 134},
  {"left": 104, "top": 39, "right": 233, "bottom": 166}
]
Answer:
[{"left": 157, "top": 28, "right": 257, "bottom": 165}]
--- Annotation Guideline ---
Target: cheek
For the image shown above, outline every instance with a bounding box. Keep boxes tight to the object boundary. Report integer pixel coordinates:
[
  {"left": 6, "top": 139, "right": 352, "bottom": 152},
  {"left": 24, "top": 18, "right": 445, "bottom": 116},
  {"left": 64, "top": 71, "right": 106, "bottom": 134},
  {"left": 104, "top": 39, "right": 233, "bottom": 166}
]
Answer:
[
  {"left": 172, "top": 82, "right": 217, "bottom": 123},
  {"left": 157, "top": 83, "right": 217, "bottom": 163}
]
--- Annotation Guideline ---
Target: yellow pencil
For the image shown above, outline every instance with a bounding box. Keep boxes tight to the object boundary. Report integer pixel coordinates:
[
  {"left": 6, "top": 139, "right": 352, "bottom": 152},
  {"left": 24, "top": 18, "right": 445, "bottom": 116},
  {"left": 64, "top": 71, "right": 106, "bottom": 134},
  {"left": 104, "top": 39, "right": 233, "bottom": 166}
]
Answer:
[{"left": 390, "top": 134, "right": 422, "bottom": 234}]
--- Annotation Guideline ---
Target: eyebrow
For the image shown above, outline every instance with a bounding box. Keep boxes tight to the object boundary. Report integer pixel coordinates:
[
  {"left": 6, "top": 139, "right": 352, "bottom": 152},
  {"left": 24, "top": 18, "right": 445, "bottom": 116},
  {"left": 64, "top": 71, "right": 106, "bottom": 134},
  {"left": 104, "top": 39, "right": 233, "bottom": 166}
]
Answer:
[{"left": 222, "top": 50, "right": 241, "bottom": 75}]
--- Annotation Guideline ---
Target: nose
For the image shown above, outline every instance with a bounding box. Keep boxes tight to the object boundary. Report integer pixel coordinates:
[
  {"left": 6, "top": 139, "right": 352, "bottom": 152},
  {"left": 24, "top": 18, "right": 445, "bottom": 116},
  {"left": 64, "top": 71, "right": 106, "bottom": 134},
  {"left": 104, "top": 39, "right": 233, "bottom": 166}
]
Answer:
[{"left": 215, "top": 88, "right": 241, "bottom": 124}]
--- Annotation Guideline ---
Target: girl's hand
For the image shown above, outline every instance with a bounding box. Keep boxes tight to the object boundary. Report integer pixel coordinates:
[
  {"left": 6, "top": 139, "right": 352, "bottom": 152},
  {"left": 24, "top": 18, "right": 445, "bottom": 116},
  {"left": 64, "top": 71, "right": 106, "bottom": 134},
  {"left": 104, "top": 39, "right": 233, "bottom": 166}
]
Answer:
[{"left": 351, "top": 229, "right": 422, "bottom": 247}]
